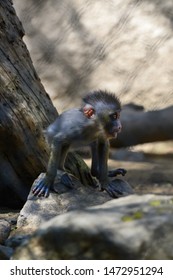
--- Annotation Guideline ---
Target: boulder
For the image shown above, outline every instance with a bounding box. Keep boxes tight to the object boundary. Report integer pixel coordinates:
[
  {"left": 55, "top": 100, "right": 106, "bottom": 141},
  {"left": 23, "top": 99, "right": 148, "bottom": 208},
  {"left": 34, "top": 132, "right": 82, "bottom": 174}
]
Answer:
[{"left": 13, "top": 194, "right": 173, "bottom": 260}]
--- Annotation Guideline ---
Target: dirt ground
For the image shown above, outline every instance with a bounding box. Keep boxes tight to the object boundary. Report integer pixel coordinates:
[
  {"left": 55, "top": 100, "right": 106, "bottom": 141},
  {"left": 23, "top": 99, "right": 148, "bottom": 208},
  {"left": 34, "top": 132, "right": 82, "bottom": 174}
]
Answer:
[
  {"left": 110, "top": 156, "right": 173, "bottom": 196},
  {"left": 84, "top": 140, "right": 173, "bottom": 196},
  {"left": 111, "top": 141, "right": 173, "bottom": 196}
]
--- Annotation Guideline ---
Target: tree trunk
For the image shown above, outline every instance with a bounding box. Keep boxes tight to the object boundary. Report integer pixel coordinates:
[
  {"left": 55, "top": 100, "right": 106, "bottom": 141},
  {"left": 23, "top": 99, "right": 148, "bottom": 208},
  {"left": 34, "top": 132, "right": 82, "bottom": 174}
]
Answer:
[
  {"left": 0, "top": 0, "right": 92, "bottom": 208},
  {"left": 111, "top": 105, "right": 173, "bottom": 148},
  {"left": 0, "top": 0, "right": 57, "bottom": 207}
]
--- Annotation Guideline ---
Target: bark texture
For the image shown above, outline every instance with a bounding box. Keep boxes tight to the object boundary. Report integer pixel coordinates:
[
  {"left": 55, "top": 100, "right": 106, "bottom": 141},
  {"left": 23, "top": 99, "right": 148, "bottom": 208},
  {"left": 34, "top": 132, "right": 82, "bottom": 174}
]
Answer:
[{"left": 0, "top": 0, "right": 59, "bottom": 207}]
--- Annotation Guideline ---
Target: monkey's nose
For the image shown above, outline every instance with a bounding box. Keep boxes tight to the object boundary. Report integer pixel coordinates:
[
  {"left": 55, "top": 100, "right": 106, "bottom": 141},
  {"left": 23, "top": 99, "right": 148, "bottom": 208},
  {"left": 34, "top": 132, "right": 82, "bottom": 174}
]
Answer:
[{"left": 113, "top": 125, "right": 121, "bottom": 134}]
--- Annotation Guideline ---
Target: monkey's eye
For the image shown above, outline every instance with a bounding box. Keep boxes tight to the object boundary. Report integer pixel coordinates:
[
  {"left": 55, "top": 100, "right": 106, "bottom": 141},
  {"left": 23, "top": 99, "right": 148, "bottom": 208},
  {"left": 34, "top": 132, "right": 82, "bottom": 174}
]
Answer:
[
  {"left": 113, "top": 113, "right": 118, "bottom": 119},
  {"left": 111, "top": 112, "right": 119, "bottom": 120}
]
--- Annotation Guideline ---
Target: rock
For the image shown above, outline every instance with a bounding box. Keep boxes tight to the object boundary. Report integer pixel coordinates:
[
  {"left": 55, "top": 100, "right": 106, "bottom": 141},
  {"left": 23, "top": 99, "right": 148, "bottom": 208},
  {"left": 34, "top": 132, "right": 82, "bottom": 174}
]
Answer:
[
  {"left": 0, "top": 244, "right": 13, "bottom": 260},
  {"left": 13, "top": 194, "right": 173, "bottom": 260},
  {"left": 17, "top": 177, "right": 133, "bottom": 230},
  {"left": 5, "top": 232, "right": 30, "bottom": 250},
  {"left": 0, "top": 220, "right": 11, "bottom": 244}
]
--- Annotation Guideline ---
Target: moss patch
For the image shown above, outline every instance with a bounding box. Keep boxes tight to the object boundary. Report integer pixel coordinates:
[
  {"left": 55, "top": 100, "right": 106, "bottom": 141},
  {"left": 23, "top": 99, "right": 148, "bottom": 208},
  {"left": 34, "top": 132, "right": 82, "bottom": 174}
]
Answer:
[{"left": 122, "top": 211, "right": 144, "bottom": 222}]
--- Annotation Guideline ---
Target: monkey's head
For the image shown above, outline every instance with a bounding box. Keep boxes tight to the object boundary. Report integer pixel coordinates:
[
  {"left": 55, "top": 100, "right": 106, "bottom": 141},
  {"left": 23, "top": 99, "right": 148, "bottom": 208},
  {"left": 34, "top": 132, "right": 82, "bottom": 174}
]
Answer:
[{"left": 83, "top": 90, "right": 122, "bottom": 139}]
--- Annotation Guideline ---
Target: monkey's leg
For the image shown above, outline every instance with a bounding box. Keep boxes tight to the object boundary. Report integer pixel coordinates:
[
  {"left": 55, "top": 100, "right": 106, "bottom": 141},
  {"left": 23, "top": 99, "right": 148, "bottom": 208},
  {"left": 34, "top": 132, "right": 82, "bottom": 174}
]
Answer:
[
  {"left": 59, "top": 144, "right": 78, "bottom": 188},
  {"left": 90, "top": 141, "right": 99, "bottom": 178}
]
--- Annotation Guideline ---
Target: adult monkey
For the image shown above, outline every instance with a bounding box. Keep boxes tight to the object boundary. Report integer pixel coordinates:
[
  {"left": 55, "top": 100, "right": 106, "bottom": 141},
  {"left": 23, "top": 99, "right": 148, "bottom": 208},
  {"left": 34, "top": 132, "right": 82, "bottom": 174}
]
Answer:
[{"left": 33, "top": 90, "right": 127, "bottom": 198}]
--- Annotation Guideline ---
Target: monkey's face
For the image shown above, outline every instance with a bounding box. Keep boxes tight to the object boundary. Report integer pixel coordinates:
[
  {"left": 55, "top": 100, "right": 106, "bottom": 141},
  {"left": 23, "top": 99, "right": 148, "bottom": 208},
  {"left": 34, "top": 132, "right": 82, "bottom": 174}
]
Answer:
[{"left": 102, "top": 111, "right": 122, "bottom": 139}]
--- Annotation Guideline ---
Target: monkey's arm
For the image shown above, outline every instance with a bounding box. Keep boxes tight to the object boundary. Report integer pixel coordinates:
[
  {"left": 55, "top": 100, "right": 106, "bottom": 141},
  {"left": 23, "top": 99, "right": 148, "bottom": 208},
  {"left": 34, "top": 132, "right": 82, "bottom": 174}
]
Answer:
[
  {"left": 97, "top": 139, "right": 114, "bottom": 196},
  {"left": 97, "top": 139, "right": 127, "bottom": 198},
  {"left": 32, "top": 140, "right": 62, "bottom": 197}
]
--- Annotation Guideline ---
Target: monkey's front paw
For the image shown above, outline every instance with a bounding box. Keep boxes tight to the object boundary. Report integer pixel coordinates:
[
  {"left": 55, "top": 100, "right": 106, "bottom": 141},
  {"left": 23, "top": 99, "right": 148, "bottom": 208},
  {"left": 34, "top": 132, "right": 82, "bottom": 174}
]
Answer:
[
  {"left": 60, "top": 172, "right": 77, "bottom": 188},
  {"left": 108, "top": 168, "right": 127, "bottom": 177},
  {"left": 32, "top": 176, "right": 52, "bottom": 197}
]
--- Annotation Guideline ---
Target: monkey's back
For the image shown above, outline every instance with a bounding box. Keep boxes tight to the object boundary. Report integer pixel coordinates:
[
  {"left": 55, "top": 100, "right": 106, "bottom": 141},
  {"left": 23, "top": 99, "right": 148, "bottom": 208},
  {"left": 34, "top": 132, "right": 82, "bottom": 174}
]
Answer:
[{"left": 46, "top": 108, "right": 101, "bottom": 147}]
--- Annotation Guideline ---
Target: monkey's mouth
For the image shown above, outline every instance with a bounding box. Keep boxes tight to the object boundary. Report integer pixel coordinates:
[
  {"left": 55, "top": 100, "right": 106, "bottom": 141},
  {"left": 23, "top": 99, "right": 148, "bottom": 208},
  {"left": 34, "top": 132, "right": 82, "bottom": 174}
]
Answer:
[
  {"left": 107, "top": 130, "right": 118, "bottom": 139},
  {"left": 112, "top": 127, "right": 121, "bottom": 137},
  {"left": 113, "top": 131, "right": 118, "bottom": 138},
  {"left": 111, "top": 131, "right": 118, "bottom": 138}
]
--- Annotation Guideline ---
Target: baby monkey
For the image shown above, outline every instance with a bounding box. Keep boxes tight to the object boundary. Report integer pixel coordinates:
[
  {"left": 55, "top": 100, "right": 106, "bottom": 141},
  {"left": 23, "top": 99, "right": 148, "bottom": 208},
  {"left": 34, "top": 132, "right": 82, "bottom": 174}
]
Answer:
[{"left": 32, "top": 90, "right": 126, "bottom": 198}]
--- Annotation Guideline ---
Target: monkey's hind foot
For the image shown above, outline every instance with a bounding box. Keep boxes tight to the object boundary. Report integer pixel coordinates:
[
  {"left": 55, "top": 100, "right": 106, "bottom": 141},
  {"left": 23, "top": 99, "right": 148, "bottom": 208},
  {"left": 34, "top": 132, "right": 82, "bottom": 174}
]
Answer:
[
  {"left": 60, "top": 172, "right": 78, "bottom": 189},
  {"left": 102, "top": 178, "right": 134, "bottom": 198},
  {"left": 32, "top": 174, "right": 52, "bottom": 197},
  {"left": 108, "top": 168, "right": 127, "bottom": 177}
]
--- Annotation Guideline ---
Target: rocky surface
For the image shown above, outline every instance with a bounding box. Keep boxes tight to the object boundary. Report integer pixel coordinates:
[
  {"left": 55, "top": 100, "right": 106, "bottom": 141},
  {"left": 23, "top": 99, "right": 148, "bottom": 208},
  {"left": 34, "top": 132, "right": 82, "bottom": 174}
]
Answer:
[
  {"left": 0, "top": 244, "right": 13, "bottom": 260},
  {"left": 13, "top": 194, "right": 173, "bottom": 260},
  {"left": 0, "top": 220, "right": 11, "bottom": 244},
  {"left": 17, "top": 176, "right": 133, "bottom": 230},
  {"left": 0, "top": 212, "right": 17, "bottom": 259}
]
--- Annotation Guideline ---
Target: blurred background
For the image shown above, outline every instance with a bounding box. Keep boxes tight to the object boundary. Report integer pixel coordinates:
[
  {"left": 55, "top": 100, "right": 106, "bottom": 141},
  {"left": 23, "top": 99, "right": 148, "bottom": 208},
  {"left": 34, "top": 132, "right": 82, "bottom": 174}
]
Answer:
[{"left": 13, "top": 0, "right": 173, "bottom": 112}]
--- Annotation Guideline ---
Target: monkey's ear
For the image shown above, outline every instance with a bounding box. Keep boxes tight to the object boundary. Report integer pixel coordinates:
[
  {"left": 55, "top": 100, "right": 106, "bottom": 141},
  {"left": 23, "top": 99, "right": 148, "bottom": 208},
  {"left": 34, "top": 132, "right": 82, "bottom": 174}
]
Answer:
[{"left": 83, "top": 104, "right": 95, "bottom": 118}]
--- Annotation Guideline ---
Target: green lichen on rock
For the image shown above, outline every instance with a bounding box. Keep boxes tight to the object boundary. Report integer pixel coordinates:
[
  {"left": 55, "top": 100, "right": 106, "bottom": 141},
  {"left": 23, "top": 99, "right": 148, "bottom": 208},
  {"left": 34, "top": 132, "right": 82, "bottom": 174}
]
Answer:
[
  {"left": 149, "top": 200, "right": 161, "bottom": 207},
  {"left": 122, "top": 211, "right": 143, "bottom": 222}
]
